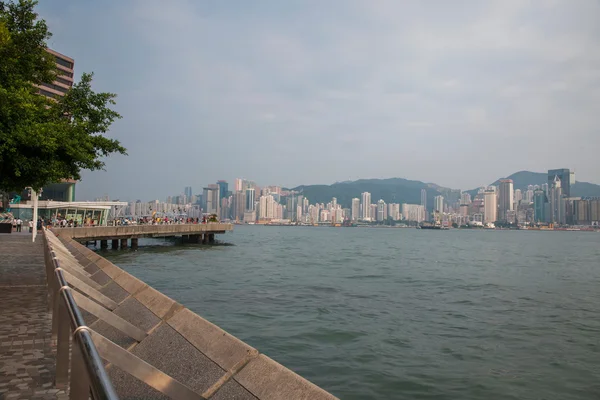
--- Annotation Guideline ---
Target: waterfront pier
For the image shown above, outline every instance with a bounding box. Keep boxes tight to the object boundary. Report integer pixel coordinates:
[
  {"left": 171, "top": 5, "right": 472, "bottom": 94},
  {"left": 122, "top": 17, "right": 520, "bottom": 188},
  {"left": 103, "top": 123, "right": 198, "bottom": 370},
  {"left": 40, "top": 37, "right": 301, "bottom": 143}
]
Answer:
[{"left": 58, "top": 223, "right": 233, "bottom": 248}]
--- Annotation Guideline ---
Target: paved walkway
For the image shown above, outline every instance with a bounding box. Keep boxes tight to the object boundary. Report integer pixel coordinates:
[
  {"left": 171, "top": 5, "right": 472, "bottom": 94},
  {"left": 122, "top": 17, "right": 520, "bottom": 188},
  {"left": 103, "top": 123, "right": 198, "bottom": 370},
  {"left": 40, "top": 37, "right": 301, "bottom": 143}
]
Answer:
[{"left": 0, "top": 233, "right": 66, "bottom": 400}]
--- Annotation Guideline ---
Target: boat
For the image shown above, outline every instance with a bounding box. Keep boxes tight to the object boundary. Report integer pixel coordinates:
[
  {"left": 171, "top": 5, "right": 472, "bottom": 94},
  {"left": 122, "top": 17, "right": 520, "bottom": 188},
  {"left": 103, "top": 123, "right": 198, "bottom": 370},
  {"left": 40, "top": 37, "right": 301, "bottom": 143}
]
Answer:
[{"left": 419, "top": 223, "right": 449, "bottom": 230}]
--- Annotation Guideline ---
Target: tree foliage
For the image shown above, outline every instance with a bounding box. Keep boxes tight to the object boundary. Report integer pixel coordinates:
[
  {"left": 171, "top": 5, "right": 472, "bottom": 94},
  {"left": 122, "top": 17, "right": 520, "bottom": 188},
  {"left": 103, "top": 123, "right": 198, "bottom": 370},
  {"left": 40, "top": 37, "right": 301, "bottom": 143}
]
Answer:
[{"left": 0, "top": 0, "right": 126, "bottom": 192}]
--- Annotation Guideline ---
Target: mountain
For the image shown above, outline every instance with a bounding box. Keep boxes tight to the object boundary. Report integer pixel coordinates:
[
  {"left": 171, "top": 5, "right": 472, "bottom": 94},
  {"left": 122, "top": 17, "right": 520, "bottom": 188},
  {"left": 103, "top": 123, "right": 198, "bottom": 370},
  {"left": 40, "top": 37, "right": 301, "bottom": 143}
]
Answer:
[
  {"left": 292, "top": 178, "right": 441, "bottom": 209},
  {"left": 290, "top": 171, "right": 600, "bottom": 209}
]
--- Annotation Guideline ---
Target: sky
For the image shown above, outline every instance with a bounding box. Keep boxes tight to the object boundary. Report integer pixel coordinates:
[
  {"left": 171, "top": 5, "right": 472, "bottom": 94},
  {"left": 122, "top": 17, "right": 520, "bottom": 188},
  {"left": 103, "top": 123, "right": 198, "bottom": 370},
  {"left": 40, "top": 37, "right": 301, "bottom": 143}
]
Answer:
[{"left": 37, "top": 0, "right": 600, "bottom": 201}]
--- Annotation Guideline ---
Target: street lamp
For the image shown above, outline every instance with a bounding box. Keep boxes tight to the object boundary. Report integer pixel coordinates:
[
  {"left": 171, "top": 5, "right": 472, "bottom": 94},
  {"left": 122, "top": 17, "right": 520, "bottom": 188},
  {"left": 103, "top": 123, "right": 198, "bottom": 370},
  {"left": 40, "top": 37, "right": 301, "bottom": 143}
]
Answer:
[{"left": 26, "top": 187, "right": 42, "bottom": 242}]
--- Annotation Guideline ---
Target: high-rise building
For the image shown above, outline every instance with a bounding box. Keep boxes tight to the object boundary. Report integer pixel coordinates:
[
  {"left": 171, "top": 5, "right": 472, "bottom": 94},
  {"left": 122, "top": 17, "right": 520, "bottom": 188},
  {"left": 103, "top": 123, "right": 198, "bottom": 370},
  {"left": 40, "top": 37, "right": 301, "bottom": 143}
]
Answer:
[
  {"left": 533, "top": 190, "right": 547, "bottom": 222},
  {"left": 401, "top": 204, "right": 425, "bottom": 222},
  {"left": 549, "top": 176, "right": 565, "bottom": 224},
  {"left": 202, "top": 184, "right": 220, "bottom": 215},
  {"left": 460, "top": 192, "right": 472, "bottom": 205},
  {"left": 35, "top": 49, "right": 77, "bottom": 201},
  {"left": 184, "top": 186, "right": 193, "bottom": 199},
  {"left": 514, "top": 189, "right": 522, "bottom": 205},
  {"left": 498, "top": 179, "right": 514, "bottom": 222},
  {"left": 351, "top": 198, "right": 360, "bottom": 221},
  {"left": 245, "top": 187, "right": 255, "bottom": 211},
  {"left": 234, "top": 178, "right": 244, "bottom": 192},
  {"left": 361, "top": 192, "right": 372, "bottom": 220},
  {"left": 377, "top": 200, "right": 386, "bottom": 221},
  {"left": 484, "top": 189, "right": 497, "bottom": 223},
  {"left": 36, "top": 49, "right": 74, "bottom": 99},
  {"left": 233, "top": 191, "right": 246, "bottom": 221},
  {"left": 217, "top": 180, "right": 228, "bottom": 200},
  {"left": 388, "top": 203, "right": 401, "bottom": 221},
  {"left": 548, "top": 169, "right": 572, "bottom": 197},
  {"left": 434, "top": 195, "right": 444, "bottom": 214}
]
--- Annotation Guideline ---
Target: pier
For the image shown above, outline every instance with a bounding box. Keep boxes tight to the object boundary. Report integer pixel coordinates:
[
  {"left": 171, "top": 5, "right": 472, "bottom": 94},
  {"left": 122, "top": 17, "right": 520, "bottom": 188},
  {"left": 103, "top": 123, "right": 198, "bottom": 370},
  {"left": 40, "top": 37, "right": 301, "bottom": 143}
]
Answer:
[
  {"left": 57, "top": 223, "right": 233, "bottom": 248},
  {"left": 0, "top": 228, "right": 337, "bottom": 399}
]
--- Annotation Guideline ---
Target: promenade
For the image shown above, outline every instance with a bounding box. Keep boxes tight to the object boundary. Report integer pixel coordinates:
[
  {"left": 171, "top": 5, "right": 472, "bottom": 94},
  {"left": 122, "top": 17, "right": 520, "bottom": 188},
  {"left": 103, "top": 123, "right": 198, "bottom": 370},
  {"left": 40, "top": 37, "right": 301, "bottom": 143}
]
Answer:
[
  {"left": 0, "top": 233, "right": 66, "bottom": 400},
  {"left": 0, "top": 229, "right": 338, "bottom": 399}
]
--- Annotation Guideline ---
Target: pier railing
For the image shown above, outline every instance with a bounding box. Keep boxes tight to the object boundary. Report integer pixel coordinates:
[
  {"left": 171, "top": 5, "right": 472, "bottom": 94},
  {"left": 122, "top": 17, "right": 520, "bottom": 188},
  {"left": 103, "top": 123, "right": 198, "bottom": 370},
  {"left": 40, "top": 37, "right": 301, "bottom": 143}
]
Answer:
[
  {"left": 43, "top": 228, "right": 119, "bottom": 399},
  {"left": 43, "top": 227, "right": 338, "bottom": 400}
]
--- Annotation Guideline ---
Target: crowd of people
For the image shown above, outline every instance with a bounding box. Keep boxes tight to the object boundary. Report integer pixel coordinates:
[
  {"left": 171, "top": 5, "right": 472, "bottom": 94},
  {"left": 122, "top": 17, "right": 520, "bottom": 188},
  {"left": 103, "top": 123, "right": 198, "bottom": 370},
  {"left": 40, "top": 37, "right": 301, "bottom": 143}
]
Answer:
[
  {"left": 10, "top": 217, "right": 44, "bottom": 232},
  {"left": 113, "top": 216, "right": 215, "bottom": 226}
]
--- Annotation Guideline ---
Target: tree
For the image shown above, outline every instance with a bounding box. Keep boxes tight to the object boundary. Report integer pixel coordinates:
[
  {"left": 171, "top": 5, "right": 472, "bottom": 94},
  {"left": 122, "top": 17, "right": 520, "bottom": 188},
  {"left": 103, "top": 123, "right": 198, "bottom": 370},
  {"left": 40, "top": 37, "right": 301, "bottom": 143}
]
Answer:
[{"left": 0, "top": 0, "right": 126, "bottom": 195}]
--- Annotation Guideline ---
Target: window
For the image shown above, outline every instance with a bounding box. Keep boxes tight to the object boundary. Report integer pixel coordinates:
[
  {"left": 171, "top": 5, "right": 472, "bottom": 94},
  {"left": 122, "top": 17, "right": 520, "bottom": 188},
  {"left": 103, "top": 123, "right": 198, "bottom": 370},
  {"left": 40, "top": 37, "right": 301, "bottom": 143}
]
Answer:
[
  {"left": 55, "top": 76, "right": 72, "bottom": 87},
  {"left": 55, "top": 56, "right": 73, "bottom": 69},
  {"left": 57, "top": 69, "right": 73, "bottom": 78},
  {"left": 41, "top": 82, "right": 68, "bottom": 94},
  {"left": 38, "top": 88, "right": 58, "bottom": 98}
]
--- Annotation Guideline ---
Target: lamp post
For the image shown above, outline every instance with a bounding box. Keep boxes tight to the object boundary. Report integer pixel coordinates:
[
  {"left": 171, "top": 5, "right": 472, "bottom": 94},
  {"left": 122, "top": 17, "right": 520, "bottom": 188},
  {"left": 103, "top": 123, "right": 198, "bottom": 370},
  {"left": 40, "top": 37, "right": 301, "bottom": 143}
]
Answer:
[{"left": 28, "top": 187, "right": 40, "bottom": 242}]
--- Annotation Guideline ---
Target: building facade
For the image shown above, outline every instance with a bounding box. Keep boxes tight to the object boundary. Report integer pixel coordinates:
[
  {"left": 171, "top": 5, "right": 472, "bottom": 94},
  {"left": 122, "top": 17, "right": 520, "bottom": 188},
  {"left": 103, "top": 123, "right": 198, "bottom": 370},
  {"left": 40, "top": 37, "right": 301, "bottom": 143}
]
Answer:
[
  {"left": 498, "top": 179, "right": 514, "bottom": 222},
  {"left": 484, "top": 189, "right": 497, "bottom": 223}
]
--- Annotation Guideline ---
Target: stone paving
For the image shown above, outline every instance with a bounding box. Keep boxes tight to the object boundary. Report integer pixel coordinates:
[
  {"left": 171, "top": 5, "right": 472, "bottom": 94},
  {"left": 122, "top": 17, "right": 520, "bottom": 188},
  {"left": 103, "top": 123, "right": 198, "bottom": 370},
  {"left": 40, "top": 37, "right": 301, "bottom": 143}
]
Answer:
[{"left": 0, "top": 233, "right": 67, "bottom": 400}]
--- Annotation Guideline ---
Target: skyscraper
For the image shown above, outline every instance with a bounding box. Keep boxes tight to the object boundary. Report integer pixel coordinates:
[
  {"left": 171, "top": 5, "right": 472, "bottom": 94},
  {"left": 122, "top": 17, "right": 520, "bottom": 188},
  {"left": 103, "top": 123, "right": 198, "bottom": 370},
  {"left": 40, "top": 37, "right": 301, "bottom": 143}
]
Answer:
[
  {"left": 549, "top": 176, "right": 565, "bottom": 224},
  {"left": 184, "top": 186, "right": 193, "bottom": 199},
  {"left": 233, "top": 191, "right": 246, "bottom": 221},
  {"left": 361, "top": 192, "right": 372, "bottom": 220},
  {"left": 514, "top": 189, "right": 522, "bottom": 206},
  {"left": 484, "top": 189, "right": 497, "bottom": 223},
  {"left": 533, "top": 189, "right": 547, "bottom": 222},
  {"left": 245, "top": 187, "right": 255, "bottom": 211},
  {"left": 547, "top": 169, "right": 571, "bottom": 197},
  {"left": 377, "top": 200, "right": 386, "bottom": 221},
  {"left": 234, "top": 178, "right": 244, "bottom": 192},
  {"left": 460, "top": 192, "right": 472, "bottom": 205},
  {"left": 421, "top": 189, "right": 428, "bottom": 221},
  {"left": 202, "top": 184, "right": 220, "bottom": 215},
  {"left": 217, "top": 180, "right": 228, "bottom": 200},
  {"left": 498, "top": 179, "right": 514, "bottom": 222},
  {"left": 434, "top": 195, "right": 444, "bottom": 213},
  {"left": 351, "top": 198, "right": 360, "bottom": 221}
]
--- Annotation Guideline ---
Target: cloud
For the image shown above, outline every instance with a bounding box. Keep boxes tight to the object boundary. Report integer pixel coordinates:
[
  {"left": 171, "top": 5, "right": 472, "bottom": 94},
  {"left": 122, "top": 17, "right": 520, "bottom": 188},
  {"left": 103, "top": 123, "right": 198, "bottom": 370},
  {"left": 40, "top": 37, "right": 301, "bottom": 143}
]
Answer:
[{"left": 36, "top": 0, "right": 600, "bottom": 200}]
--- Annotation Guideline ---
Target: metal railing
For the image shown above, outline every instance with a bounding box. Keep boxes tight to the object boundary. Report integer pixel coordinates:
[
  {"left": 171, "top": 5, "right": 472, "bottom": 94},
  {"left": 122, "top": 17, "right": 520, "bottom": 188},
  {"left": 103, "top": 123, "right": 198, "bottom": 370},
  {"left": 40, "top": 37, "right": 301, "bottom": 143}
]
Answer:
[{"left": 43, "top": 229, "right": 119, "bottom": 400}]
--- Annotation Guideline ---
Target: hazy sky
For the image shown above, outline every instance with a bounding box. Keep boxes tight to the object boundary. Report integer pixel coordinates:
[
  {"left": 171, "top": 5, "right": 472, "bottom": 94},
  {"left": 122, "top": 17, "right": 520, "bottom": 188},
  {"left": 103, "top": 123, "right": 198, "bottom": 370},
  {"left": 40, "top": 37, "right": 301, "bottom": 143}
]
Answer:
[{"left": 37, "top": 0, "right": 600, "bottom": 201}]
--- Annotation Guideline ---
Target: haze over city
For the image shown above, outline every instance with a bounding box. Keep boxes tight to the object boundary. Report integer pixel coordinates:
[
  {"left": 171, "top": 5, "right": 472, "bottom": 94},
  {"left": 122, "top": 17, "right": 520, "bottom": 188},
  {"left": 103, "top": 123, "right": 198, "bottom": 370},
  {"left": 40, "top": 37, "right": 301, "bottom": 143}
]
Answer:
[{"left": 37, "top": 0, "right": 600, "bottom": 201}]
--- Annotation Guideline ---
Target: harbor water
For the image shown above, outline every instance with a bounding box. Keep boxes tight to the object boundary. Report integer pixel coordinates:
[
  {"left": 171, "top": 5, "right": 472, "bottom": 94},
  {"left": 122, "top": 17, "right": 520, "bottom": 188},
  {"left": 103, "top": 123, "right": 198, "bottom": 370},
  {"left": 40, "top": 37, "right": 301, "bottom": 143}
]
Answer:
[{"left": 100, "top": 226, "right": 600, "bottom": 400}]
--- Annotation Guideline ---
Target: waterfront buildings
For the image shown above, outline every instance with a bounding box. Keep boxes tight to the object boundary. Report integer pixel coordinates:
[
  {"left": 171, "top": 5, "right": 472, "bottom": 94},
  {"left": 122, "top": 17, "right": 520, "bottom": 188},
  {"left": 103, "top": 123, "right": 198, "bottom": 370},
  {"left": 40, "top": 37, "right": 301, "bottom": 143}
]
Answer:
[
  {"left": 132, "top": 166, "right": 596, "bottom": 227},
  {"left": 498, "top": 179, "right": 514, "bottom": 222},
  {"left": 548, "top": 169, "right": 572, "bottom": 197},
  {"left": 484, "top": 189, "right": 497, "bottom": 223},
  {"left": 376, "top": 200, "right": 386, "bottom": 222},
  {"left": 36, "top": 49, "right": 76, "bottom": 202},
  {"left": 434, "top": 195, "right": 444, "bottom": 214},
  {"left": 548, "top": 176, "right": 565, "bottom": 224},
  {"left": 402, "top": 204, "right": 425, "bottom": 223},
  {"left": 460, "top": 192, "right": 472, "bottom": 205},
  {"left": 361, "top": 192, "right": 372, "bottom": 221},
  {"left": 421, "top": 189, "right": 427, "bottom": 220},
  {"left": 351, "top": 198, "right": 360, "bottom": 221},
  {"left": 245, "top": 188, "right": 256, "bottom": 212},
  {"left": 217, "top": 181, "right": 228, "bottom": 200}
]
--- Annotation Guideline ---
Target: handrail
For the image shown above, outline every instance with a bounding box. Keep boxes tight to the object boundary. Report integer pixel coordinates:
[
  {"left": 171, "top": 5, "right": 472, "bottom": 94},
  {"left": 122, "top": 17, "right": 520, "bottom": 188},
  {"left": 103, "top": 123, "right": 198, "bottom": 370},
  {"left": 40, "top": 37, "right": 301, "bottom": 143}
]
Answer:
[{"left": 43, "top": 229, "right": 119, "bottom": 400}]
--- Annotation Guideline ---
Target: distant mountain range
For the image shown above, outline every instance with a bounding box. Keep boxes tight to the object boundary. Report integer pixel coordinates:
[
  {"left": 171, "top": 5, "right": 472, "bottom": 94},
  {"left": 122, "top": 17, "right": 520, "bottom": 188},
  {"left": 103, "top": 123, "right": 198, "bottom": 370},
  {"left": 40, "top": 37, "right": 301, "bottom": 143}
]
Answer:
[{"left": 291, "top": 171, "right": 600, "bottom": 208}]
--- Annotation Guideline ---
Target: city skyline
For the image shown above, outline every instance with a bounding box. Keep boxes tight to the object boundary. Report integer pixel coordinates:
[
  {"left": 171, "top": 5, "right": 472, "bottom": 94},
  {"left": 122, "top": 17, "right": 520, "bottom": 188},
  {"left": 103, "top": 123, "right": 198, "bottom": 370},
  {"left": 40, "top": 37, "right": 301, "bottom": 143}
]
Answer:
[
  {"left": 119, "top": 168, "right": 599, "bottom": 228},
  {"left": 35, "top": 1, "right": 600, "bottom": 201}
]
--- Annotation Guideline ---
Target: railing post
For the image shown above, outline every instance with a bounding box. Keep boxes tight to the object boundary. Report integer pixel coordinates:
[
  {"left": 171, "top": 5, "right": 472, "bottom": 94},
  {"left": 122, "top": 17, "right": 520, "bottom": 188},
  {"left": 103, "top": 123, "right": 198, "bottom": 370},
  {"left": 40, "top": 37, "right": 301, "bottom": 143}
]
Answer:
[
  {"left": 55, "top": 298, "right": 71, "bottom": 388},
  {"left": 69, "top": 332, "right": 91, "bottom": 400}
]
